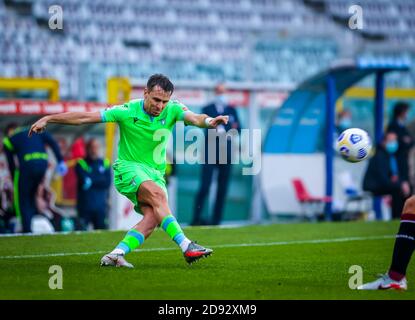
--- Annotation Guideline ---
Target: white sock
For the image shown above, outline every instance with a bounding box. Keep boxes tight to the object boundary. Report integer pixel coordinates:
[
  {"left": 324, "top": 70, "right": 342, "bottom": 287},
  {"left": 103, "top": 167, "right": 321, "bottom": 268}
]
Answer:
[
  {"left": 179, "top": 238, "right": 192, "bottom": 252},
  {"left": 110, "top": 248, "right": 125, "bottom": 255}
]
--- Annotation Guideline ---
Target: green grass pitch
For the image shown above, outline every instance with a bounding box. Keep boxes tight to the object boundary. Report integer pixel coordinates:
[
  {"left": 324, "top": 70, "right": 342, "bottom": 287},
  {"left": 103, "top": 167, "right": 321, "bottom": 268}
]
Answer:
[{"left": 0, "top": 220, "right": 414, "bottom": 300}]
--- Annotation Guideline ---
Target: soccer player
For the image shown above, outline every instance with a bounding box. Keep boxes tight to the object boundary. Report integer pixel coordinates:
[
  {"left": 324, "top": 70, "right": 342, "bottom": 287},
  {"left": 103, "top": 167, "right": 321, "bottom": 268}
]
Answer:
[
  {"left": 29, "top": 74, "right": 229, "bottom": 268},
  {"left": 358, "top": 195, "right": 415, "bottom": 290}
]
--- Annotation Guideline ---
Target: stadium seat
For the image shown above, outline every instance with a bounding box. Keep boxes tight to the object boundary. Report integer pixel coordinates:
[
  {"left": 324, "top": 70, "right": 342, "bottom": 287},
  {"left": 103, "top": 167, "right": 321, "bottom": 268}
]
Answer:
[
  {"left": 337, "top": 171, "right": 372, "bottom": 220},
  {"left": 292, "top": 178, "right": 332, "bottom": 221}
]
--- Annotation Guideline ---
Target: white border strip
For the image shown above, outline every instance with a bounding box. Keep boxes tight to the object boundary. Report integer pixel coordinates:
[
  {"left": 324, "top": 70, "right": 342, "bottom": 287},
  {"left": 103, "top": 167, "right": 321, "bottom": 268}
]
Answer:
[{"left": 0, "top": 235, "right": 394, "bottom": 260}]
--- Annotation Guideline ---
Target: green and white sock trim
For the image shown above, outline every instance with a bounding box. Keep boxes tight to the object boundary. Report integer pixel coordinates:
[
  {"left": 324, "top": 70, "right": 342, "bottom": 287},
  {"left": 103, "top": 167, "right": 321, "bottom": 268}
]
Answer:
[
  {"left": 112, "top": 229, "right": 145, "bottom": 255},
  {"left": 161, "top": 214, "right": 191, "bottom": 252}
]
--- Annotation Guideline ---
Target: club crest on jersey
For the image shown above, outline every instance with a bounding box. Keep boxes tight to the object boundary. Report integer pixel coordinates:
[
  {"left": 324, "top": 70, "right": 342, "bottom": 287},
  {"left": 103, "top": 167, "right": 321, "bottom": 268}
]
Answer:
[{"left": 159, "top": 118, "right": 166, "bottom": 125}]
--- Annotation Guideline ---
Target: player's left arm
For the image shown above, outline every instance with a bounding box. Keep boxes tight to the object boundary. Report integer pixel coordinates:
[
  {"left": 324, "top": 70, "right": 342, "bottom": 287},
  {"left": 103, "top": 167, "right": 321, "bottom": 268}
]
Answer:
[{"left": 183, "top": 112, "right": 229, "bottom": 129}]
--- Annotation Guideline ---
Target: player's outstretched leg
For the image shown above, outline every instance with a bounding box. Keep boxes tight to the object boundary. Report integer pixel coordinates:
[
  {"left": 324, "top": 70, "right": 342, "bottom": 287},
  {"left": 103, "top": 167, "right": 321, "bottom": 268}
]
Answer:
[
  {"left": 101, "top": 205, "right": 158, "bottom": 268},
  {"left": 138, "top": 181, "right": 213, "bottom": 264},
  {"left": 358, "top": 196, "right": 415, "bottom": 290}
]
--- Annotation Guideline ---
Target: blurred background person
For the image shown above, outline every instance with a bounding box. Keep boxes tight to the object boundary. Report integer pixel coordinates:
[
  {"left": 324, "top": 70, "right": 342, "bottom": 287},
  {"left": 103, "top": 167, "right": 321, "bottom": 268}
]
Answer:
[
  {"left": 336, "top": 109, "right": 353, "bottom": 135},
  {"left": 406, "top": 114, "right": 415, "bottom": 191},
  {"left": 35, "top": 180, "right": 66, "bottom": 232},
  {"left": 363, "top": 131, "right": 411, "bottom": 219},
  {"left": 2, "top": 122, "right": 67, "bottom": 233},
  {"left": 55, "top": 136, "right": 86, "bottom": 205},
  {"left": 387, "top": 101, "right": 414, "bottom": 193},
  {"left": 75, "top": 138, "right": 111, "bottom": 230},
  {"left": 192, "top": 83, "right": 241, "bottom": 226},
  {"left": 0, "top": 174, "right": 14, "bottom": 233}
]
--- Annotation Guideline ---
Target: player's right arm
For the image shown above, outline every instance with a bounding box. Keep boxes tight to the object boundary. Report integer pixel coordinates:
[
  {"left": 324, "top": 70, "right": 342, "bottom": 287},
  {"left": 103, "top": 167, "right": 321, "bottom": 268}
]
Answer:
[
  {"left": 29, "top": 111, "right": 103, "bottom": 137},
  {"left": 29, "top": 102, "right": 132, "bottom": 136}
]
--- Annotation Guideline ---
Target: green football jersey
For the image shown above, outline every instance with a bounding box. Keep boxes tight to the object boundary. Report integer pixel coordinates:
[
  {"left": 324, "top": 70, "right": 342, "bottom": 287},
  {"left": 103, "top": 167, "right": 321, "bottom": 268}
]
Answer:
[{"left": 101, "top": 99, "right": 189, "bottom": 173}]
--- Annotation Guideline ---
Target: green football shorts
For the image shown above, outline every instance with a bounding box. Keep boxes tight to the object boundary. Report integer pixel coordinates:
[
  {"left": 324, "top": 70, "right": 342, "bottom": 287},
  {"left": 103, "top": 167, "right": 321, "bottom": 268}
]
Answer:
[{"left": 113, "top": 160, "right": 168, "bottom": 213}]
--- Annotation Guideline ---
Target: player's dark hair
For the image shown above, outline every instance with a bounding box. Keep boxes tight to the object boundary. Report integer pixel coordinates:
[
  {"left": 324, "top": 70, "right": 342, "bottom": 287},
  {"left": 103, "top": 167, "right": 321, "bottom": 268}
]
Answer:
[
  {"left": 393, "top": 101, "right": 409, "bottom": 120},
  {"left": 147, "top": 74, "right": 174, "bottom": 94},
  {"left": 4, "top": 122, "right": 18, "bottom": 136}
]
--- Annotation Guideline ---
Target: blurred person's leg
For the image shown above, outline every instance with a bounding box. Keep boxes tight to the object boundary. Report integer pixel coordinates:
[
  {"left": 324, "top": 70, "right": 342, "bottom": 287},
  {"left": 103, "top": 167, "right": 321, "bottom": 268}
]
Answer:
[
  {"left": 16, "top": 171, "right": 32, "bottom": 233},
  {"left": 212, "top": 163, "right": 231, "bottom": 225},
  {"left": 17, "top": 163, "right": 47, "bottom": 233},
  {"left": 92, "top": 209, "right": 106, "bottom": 230},
  {"left": 358, "top": 195, "right": 415, "bottom": 290},
  {"left": 391, "top": 189, "right": 407, "bottom": 220},
  {"left": 51, "top": 212, "right": 63, "bottom": 232},
  {"left": 389, "top": 195, "right": 415, "bottom": 280},
  {"left": 373, "top": 186, "right": 401, "bottom": 219},
  {"left": 78, "top": 210, "right": 91, "bottom": 231},
  {"left": 192, "top": 164, "right": 214, "bottom": 225}
]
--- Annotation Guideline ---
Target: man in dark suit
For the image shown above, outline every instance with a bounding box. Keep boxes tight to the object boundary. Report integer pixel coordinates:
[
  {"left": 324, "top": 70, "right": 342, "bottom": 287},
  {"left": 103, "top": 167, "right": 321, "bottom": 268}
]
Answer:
[
  {"left": 363, "top": 131, "right": 411, "bottom": 219},
  {"left": 192, "top": 84, "right": 241, "bottom": 226}
]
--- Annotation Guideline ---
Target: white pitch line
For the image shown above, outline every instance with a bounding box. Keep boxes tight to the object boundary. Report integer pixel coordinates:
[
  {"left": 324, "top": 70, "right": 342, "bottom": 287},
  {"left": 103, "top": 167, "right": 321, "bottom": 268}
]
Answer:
[{"left": 0, "top": 235, "right": 394, "bottom": 260}]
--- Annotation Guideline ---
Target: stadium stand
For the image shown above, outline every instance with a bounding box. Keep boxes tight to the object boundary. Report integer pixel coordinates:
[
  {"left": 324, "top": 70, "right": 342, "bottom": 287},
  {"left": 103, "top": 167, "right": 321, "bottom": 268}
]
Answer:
[{"left": 0, "top": 0, "right": 414, "bottom": 100}]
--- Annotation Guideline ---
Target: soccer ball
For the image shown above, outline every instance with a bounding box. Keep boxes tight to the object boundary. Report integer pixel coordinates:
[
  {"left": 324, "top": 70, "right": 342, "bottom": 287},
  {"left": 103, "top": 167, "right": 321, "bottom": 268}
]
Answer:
[{"left": 336, "top": 128, "right": 372, "bottom": 163}]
